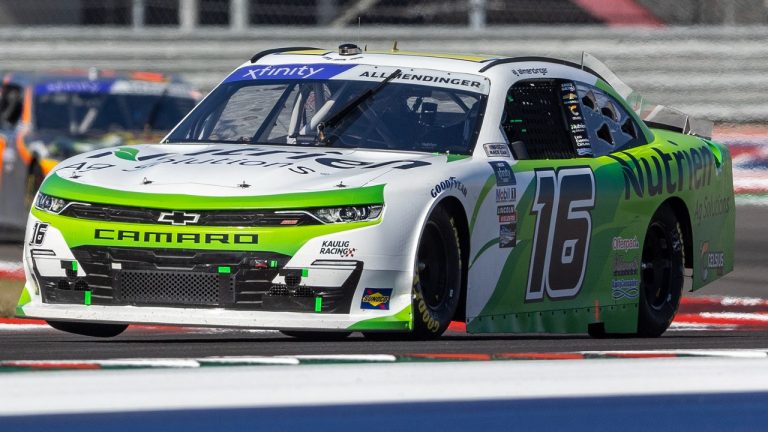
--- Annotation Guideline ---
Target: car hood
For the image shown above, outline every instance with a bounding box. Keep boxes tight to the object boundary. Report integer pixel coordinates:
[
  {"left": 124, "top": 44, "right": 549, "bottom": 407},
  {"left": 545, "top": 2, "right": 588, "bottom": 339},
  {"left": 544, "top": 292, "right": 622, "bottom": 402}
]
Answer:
[
  {"left": 29, "top": 131, "right": 165, "bottom": 161},
  {"left": 46, "top": 143, "right": 440, "bottom": 200}
]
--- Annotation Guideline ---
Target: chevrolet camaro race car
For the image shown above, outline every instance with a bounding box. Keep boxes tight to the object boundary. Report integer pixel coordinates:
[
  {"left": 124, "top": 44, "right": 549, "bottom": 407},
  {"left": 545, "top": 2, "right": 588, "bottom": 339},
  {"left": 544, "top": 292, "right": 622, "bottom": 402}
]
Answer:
[
  {"left": 15, "top": 45, "right": 735, "bottom": 339},
  {"left": 0, "top": 69, "right": 200, "bottom": 240}
]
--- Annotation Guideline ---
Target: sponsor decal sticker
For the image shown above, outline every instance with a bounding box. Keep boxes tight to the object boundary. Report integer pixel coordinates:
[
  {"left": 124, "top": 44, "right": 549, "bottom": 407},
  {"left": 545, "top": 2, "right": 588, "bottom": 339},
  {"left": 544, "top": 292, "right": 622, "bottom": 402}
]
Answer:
[
  {"left": 320, "top": 240, "right": 356, "bottom": 258},
  {"left": 561, "top": 83, "right": 576, "bottom": 92},
  {"left": 483, "top": 143, "right": 512, "bottom": 158},
  {"left": 360, "top": 71, "right": 483, "bottom": 90},
  {"left": 361, "top": 288, "right": 392, "bottom": 310},
  {"left": 700, "top": 241, "right": 725, "bottom": 281},
  {"left": 226, "top": 64, "right": 355, "bottom": 83},
  {"left": 607, "top": 145, "right": 717, "bottom": 200},
  {"left": 430, "top": 177, "right": 468, "bottom": 198},
  {"left": 499, "top": 223, "right": 516, "bottom": 248},
  {"left": 612, "top": 236, "right": 639, "bottom": 251},
  {"left": 497, "top": 205, "right": 517, "bottom": 223},
  {"left": 613, "top": 254, "right": 639, "bottom": 277},
  {"left": 81, "top": 146, "right": 431, "bottom": 175},
  {"left": 611, "top": 279, "right": 640, "bottom": 300},
  {"left": 694, "top": 195, "right": 731, "bottom": 225},
  {"left": 488, "top": 161, "right": 515, "bottom": 186},
  {"left": 495, "top": 186, "right": 516, "bottom": 203}
]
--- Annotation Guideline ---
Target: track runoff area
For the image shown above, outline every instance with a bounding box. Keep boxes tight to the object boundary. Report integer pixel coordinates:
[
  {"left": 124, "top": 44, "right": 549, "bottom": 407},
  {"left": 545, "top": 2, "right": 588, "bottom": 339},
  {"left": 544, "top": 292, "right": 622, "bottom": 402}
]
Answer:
[{"left": 2, "top": 129, "right": 768, "bottom": 429}]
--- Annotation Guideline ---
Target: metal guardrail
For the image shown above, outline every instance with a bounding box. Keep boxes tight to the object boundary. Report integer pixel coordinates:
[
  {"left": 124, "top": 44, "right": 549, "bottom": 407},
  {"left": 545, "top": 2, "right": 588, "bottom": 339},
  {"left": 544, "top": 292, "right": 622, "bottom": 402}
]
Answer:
[{"left": 0, "top": 26, "right": 763, "bottom": 122}]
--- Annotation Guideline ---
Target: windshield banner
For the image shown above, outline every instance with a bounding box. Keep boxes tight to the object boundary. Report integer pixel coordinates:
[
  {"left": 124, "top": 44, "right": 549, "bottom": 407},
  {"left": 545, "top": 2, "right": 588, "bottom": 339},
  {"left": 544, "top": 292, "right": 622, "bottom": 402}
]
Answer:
[{"left": 225, "top": 63, "right": 490, "bottom": 94}]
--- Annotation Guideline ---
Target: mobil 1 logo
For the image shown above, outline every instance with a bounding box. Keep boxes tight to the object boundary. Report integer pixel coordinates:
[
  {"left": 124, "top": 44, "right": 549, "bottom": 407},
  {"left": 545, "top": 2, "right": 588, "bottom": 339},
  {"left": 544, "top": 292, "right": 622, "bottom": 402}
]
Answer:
[{"left": 526, "top": 167, "right": 595, "bottom": 301}]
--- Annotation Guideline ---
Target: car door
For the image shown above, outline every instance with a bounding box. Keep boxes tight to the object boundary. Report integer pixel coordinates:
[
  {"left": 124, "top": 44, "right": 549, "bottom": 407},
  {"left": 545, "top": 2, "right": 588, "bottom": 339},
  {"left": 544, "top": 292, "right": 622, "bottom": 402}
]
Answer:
[{"left": 468, "top": 77, "right": 649, "bottom": 334}]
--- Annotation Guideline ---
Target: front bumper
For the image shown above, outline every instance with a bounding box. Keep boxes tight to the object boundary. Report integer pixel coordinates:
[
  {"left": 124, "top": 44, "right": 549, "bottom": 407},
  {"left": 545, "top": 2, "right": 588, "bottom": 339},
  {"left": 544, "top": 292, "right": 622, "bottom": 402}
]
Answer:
[{"left": 20, "top": 210, "right": 414, "bottom": 331}]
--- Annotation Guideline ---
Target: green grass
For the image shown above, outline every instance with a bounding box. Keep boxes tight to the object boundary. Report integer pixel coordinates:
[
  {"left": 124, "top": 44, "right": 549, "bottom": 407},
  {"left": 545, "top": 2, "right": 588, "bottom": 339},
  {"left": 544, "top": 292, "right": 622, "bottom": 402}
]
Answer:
[{"left": 0, "top": 279, "right": 23, "bottom": 318}]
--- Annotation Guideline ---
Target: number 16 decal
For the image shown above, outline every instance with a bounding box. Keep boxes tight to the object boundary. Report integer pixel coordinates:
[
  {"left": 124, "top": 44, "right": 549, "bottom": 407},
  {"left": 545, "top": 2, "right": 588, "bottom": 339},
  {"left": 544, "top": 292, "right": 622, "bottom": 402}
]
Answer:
[{"left": 526, "top": 167, "right": 595, "bottom": 301}]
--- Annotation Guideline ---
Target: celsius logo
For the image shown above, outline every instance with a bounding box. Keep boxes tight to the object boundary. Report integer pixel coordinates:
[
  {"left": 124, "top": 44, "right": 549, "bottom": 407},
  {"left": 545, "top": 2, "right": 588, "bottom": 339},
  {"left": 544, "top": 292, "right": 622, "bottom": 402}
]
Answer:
[{"left": 700, "top": 241, "right": 725, "bottom": 281}]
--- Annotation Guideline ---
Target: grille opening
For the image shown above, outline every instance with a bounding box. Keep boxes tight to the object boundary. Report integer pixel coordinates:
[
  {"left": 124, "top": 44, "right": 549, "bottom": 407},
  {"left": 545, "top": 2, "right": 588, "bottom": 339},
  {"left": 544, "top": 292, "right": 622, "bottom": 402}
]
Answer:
[
  {"left": 284, "top": 273, "right": 302, "bottom": 287},
  {"left": 119, "top": 270, "right": 229, "bottom": 306},
  {"left": 57, "top": 279, "right": 70, "bottom": 290},
  {"left": 294, "top": 286, "right": 315, "bottom": 297},
  {"left": 74, "top": 280, "right": 89, "bottom": 291},
  {"left": 268, "top": 284, "right": 290, "bottom": 296}
]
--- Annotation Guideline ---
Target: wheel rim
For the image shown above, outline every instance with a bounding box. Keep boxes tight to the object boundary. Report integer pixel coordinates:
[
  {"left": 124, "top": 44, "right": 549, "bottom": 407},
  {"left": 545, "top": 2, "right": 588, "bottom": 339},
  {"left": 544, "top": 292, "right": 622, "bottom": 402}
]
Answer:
[
  {"left": 417, "top": 221, "right": 449, "bottom": 310},
  {"left": 641, "top": 222, "right": 674, "bottom": 310}
]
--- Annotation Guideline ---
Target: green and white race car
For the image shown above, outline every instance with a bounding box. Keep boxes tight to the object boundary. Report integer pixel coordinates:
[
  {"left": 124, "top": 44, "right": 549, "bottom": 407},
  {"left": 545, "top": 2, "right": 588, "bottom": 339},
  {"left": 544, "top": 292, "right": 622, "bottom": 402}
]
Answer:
[{"left": 17, "top": 45, "right": 734, "bottom": 339}]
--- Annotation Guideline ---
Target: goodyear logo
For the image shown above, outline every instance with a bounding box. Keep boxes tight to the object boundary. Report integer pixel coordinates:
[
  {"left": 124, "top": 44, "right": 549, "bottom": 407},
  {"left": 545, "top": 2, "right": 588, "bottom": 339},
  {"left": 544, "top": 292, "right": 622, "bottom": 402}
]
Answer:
[{"left": 361, "top": 288, "right": 393, "bottom": 310}]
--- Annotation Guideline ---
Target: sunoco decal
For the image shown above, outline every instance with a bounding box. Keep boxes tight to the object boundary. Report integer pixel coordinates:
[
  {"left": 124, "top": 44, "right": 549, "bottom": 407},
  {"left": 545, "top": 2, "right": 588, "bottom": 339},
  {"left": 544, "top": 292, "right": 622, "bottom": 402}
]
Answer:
[{"left": 361, "top": 288, "right": 392, "bottom": 310}]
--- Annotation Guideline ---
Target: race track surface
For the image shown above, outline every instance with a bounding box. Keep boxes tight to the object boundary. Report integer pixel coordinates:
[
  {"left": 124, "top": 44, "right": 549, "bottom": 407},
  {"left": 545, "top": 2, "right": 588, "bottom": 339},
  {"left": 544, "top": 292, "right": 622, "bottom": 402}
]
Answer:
[{"left": 0, "top": 205, "right": 766, "bottom": 360}]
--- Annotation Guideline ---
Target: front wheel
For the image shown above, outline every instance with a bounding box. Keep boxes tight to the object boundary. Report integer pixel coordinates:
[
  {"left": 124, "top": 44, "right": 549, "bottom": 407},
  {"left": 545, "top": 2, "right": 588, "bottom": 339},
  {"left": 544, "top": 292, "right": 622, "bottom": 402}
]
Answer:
[
  {"left": 636, "top": 205, "right": 685, "bottom": 337},
  {"left": 47, "top": 321, "right": 128, "bottom": 338},
  {"left": 369, "top": 206, "right": 463, "bottom": 340}
]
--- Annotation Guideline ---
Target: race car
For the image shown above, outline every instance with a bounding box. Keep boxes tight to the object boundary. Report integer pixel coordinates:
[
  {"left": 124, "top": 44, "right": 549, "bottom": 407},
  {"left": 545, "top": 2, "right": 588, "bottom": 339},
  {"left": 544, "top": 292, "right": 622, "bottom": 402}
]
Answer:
[
  {"left": 15, "top": 45, "right": 735, "bottom": 339},
  {"left": 0, "top": 69, "right": 201, "bottom": 240}
]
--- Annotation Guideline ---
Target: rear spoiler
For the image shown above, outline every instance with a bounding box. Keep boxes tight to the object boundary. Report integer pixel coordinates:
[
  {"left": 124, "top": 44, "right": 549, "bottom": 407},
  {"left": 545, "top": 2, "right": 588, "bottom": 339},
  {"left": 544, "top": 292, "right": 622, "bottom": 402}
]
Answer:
[{"left": 581, "top": 53, "right": 713, "bottom": 140}]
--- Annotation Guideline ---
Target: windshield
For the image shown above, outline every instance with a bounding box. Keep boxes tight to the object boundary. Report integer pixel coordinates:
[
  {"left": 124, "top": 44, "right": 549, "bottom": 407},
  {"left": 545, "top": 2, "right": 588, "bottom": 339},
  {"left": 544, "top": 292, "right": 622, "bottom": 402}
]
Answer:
[
  {"left": 34, "top": 80, "right": 198, "bottom": 135},
  {"left": 165, "top": 65, "right": 488, "bottom": 155}
]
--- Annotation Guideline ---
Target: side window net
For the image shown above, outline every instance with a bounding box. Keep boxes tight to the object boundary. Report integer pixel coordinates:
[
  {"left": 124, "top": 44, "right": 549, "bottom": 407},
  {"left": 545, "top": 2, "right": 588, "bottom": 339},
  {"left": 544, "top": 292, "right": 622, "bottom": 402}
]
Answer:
[{"left": 502, "top": 79, "right": 576, "bottom": 160}]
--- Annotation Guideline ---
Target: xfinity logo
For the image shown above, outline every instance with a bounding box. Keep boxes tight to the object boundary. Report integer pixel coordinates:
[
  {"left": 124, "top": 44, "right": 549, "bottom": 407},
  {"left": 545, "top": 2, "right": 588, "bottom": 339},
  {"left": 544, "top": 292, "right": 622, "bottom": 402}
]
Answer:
[
  {"left": 158, "top": 211, "right": 201, "bottom": 226},
  {"left": 242, "top": 65, "right": 325, "bottom": 80}
]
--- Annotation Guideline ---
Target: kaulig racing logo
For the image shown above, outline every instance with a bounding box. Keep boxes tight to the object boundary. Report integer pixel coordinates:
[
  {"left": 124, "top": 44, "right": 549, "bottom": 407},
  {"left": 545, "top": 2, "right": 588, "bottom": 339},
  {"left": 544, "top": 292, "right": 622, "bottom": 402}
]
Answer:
[{"left": 320, "top": 240, "right": 356, "bottom": 257}]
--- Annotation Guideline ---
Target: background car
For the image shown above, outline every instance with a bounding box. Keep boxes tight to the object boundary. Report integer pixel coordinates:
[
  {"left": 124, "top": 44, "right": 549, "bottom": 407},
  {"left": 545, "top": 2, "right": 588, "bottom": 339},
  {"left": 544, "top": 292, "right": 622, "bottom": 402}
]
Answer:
[{"left": 0, "top": 69, "right": 201, "bottom": 240}]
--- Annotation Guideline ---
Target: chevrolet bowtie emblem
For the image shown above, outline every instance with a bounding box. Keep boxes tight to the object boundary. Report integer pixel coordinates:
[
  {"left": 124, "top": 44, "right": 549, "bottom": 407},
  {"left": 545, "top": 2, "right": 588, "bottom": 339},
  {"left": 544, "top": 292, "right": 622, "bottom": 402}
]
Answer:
[{"left": 158, "top": 211, "right": 201, "bottom": 226}]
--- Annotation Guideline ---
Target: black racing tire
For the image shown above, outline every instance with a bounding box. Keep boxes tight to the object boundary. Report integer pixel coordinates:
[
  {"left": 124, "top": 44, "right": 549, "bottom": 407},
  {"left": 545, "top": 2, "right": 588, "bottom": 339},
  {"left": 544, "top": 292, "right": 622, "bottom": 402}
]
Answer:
[
  {"left": 47, "top": 321, "right": 128, "bottom": 338},
  {"left": 636, "top": 205, "right": 685, "bottom": 337},
  {"left": 280, "top": 331, "right": 352, "bottom": 340},
  {"left": 364, "top": 206, "right": 462, "bottom": 340},
  {"left": 24, "top": 161, "right": 44, "bottom": 210}
]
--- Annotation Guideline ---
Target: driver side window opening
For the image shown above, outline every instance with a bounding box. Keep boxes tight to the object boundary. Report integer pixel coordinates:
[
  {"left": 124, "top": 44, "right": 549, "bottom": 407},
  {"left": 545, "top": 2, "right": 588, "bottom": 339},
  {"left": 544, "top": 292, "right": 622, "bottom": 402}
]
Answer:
[{"left": 501, "top": 79, "right": 579, "bottom": 160}]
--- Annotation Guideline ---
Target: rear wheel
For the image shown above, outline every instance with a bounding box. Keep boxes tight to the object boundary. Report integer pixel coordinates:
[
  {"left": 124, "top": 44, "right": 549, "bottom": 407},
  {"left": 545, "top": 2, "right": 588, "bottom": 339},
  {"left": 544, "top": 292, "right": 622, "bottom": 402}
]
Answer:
[
  {"left": 363, "top": 206, "right": 462, "bottom": 340},
  {"left": 637, "top": 205, "right": 685, "bottom": 337},
  {"left": 280, "top": 331, "right": 351, "bottom": 340},
  {"left": 47, "top": 321, "right": 128, "bottom": 338}
]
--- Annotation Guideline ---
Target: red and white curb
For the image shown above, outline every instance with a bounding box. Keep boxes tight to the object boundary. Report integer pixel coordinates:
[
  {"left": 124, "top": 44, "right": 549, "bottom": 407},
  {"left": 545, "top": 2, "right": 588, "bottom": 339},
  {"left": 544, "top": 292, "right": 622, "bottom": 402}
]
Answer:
[
  {"left": 0, "top": 260, "right": 23, "bottom": 280},
  {"left": 3, "top": 349, "right": 768, "bottom": 372}
]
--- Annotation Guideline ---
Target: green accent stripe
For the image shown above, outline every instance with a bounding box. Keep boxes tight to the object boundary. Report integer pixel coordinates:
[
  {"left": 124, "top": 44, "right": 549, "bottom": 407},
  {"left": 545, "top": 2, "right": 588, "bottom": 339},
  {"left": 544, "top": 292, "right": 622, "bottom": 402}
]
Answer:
[
  {"left": 15, "top": 287, "right": 31, "bottom": 317},
  {"left": 84, "top": 291, "right": 92, "bottom": 306},
  {"left": 348, "top": 305, "right": 412, "bottom": 331},
  {"left": 314, "top": 297, "right": 322, "bottom": 313},
  {"left": 32, "top": 208, "right": 378, "bottom": 255},
  {"left": 469, "top": 237, "right": 500, "bottom": 269},
  {"left": 446, "top": 154, "right": 471, "bottom": 163},
  {"left": 469, "top": 175, "right": 497, "bottom": 232},
  {"left": 41, "top": 173, "right": 385, "bottom": 210}
]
